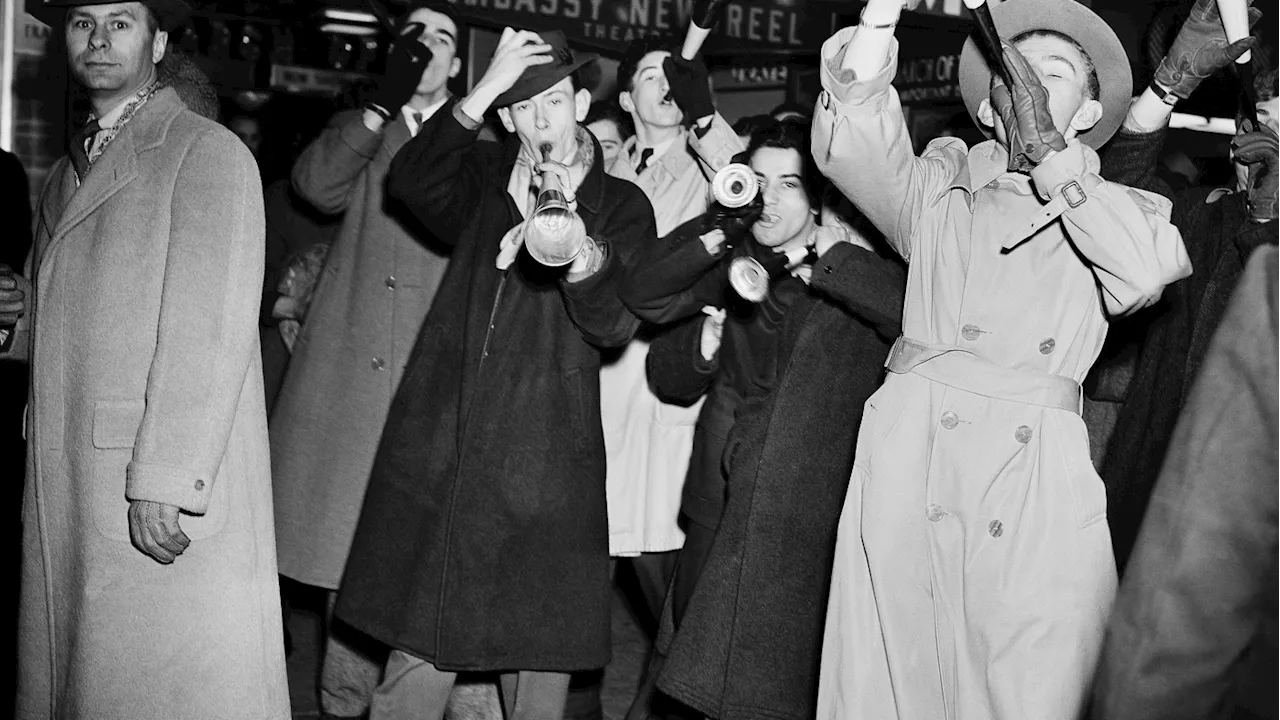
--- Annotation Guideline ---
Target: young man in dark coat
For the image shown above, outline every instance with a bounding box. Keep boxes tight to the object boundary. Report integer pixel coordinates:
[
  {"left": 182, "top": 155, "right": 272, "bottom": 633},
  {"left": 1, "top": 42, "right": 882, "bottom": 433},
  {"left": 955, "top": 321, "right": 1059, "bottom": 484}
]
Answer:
[
  {"left": 333, "top": 27, "right": 654, "bottom": 719},
  {"left": 1097, "top": 0, "right": 1276, "bottom": 572}
]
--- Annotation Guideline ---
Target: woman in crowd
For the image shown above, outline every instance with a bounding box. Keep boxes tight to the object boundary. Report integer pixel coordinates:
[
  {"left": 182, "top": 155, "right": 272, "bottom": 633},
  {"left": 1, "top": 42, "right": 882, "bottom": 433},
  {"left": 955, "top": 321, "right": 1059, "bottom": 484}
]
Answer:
[{"left": 622, "top": 119, "right": 906, "bottom": 720}]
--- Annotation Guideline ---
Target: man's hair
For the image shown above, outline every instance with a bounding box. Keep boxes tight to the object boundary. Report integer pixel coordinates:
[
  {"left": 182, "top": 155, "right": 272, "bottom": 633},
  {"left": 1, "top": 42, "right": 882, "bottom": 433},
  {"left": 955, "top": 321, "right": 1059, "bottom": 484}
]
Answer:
[
  {"left": 731, "top": 113, "right": 775, "bottom": 141},
  {"left": 617, "top": 37, "right": 674, "bottom": 93},
  {"left": 1255, "top": 65, "right": 1278, "bottom": 103},
  {"left": 769, "top": 101, "right": 811, "bottom": 122},
  {"left": 1010, "top": 29, "right": 1100, "bottom": 102},
  {"left": 745, "top": 118, "right": 827, "bottom": 210},
  {"left": 399, "top": 1, "right": 463, "bottom": 34},
  {"left": 584, "top": 100, "right": 634, "bottom": 140}
]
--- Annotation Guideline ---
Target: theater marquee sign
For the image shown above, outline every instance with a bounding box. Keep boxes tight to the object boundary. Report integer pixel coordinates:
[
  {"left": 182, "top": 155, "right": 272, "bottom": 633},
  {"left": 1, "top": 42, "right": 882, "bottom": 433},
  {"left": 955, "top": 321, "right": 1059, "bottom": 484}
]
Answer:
[{"left": 443, "top": 0, "right": 821, "bottom": 54}]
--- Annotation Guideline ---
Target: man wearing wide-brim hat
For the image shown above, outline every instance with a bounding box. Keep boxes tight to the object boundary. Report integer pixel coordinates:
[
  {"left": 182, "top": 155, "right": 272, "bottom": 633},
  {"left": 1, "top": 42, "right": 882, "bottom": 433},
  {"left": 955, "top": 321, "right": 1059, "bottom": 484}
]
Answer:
[
  {"left": 332, "top": 26, "right": 655, "bottom": 719},
  {"left": 10, "top": 2, "right": 289, "bottom": 718},
  {"left": 807, "top": 0, "right": 1191, "bottom": 718}
]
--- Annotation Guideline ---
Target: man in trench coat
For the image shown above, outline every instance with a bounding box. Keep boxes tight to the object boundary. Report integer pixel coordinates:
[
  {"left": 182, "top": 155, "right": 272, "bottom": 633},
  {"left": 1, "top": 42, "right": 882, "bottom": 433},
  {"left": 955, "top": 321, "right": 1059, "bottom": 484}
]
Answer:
[
  {"left": 334, "top": 28, "right": 653, "bottom": 719},
  {"left": 4, "top": 1, "right": 289, "bottom": 718}
]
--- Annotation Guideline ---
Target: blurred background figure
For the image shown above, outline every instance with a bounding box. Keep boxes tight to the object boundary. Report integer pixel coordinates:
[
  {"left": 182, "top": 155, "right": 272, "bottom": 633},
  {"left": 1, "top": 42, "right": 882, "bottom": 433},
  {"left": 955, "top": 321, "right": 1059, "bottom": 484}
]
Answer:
[
  {"left": 230, "top": 113, "right": 263, "bottom": 159},
  {"left": 586, "top": 99, "right": 633, "bottom": 169}
]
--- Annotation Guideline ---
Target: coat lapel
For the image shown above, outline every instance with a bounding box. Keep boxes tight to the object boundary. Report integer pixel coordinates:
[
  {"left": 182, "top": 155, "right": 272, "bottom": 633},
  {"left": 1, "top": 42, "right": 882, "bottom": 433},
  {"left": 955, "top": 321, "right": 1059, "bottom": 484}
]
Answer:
[{"left": 48, "top": 88, "right": 182, "bottom": 247}]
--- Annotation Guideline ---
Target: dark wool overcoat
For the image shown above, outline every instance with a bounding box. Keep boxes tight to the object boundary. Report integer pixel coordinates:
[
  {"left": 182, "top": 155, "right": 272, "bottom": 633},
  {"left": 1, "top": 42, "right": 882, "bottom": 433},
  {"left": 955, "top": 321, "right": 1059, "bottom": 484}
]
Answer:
[
  {"left": 648, "top": 242, "right": 905, "bottom": 720},
  {"left": 1098, "top": 127, "right": 1278, "bottom": 572},
  {"left": 334, "top": 107, "right": 654, "bottom": 672}
]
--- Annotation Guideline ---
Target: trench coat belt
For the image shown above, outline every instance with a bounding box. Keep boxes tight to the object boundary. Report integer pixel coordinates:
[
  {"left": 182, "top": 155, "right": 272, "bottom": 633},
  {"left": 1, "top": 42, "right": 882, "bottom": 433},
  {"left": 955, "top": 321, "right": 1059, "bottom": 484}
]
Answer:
[{"left": 885, "top": 336, "right": 1083, "bottom": 415}]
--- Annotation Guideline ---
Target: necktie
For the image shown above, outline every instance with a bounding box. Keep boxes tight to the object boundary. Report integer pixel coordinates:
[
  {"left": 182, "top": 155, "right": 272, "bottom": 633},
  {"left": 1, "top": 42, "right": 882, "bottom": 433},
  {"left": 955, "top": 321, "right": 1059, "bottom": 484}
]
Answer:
[
  {"left": 635, "top": 147, "right": 655, "bottom": 174},
  {"left": 410, "top": 111, "right": 423, "bottom": 137},
  {"left": 70, "top": 119, "right": 101, "bottom": 181}
]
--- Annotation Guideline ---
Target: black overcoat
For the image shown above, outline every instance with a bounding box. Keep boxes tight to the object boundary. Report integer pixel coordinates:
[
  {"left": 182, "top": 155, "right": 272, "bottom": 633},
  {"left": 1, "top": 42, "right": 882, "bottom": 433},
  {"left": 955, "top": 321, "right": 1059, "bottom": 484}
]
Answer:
[
  {"left": 334, "top": 107, "right": 654, "bottom": 672},
  {"left": 648, "top": 242, "right": 905, "bottom": 720}
]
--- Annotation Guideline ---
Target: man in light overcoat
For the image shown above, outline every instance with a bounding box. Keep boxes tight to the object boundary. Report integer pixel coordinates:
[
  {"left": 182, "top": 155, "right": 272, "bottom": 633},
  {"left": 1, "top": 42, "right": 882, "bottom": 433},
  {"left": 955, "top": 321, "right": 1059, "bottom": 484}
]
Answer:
[{"left": 4, "top": 2, "right": 289, "bottom": 717}]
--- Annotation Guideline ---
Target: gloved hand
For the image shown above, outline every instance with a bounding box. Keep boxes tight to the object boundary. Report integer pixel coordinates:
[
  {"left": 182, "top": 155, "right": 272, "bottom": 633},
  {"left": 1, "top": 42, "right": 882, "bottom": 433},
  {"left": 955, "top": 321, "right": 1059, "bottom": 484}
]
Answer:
[
  {"left": 991, "top": 43, "right": 1066, "bottom": 174},
  {"left": 1154, "top": 0, "right": 1259, "bottom": 102},
  {"left": 663, "top": 54, "right": 715, "bottom": 123},
  {"left": 128, "top": 500, "right": 191, "bottom": 564},
  {"left": 367, "top": 22, "right": 433, "bottom": 117},
  {"left": 0, "top": 265, "right": 27, "bottom": 328},
  {"left": 1232, "top": 121, "right": 1278, "bottom": 222}
]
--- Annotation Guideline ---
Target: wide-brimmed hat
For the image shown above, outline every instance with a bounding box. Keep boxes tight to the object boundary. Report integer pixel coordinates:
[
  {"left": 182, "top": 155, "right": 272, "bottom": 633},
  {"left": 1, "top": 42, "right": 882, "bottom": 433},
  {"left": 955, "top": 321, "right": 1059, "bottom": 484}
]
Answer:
[
  {"left": 958, "top": 0, "right": 1131, "bottom": 149},
  {"left": 494, "top": 31, "right": 597, "bottom": 108},
  {"left": 29, "top": 0, "right": 192, "bottom": 32}
]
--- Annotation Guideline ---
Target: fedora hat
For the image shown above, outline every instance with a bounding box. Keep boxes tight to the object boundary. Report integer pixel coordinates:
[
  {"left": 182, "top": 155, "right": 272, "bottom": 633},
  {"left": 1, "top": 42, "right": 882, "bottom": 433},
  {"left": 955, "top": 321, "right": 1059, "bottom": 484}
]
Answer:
[
  {"left": 958, "top": 0, "right": 1131, "bottom": 149},
  {"left": 29, "top": 0, "right": 192, "bottom": 32},
  {"left": 493, "top": 31, "right": 598, "bottom": 108}
]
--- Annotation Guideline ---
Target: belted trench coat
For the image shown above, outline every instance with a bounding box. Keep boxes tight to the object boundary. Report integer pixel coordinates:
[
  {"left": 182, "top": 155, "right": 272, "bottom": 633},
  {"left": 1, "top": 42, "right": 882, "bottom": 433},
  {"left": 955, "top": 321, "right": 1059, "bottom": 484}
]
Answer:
[{"left": 812, "top": 33, "right": 1190, "bottom": 720}]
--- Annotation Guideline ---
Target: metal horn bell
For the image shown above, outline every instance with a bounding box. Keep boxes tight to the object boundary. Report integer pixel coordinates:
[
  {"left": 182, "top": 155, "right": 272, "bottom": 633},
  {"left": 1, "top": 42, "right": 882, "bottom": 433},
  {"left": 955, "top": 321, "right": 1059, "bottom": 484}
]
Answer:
[{"left": 524, "top": 143, "right": 587, "bottom": 267}]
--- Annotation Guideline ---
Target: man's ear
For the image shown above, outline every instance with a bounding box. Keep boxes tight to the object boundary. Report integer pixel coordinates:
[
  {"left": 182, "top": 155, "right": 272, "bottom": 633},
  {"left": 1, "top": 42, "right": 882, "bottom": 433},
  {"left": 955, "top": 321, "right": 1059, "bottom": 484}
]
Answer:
[
  {"left": 497, "top": 107, "right": 515, "bottom": 133},
  {"left": 152, "top": 30, "right": 168, "bottom": 63},
  {"left": 1069, "top": 98, "right": 1103, "bottom": 134},
  {"left": 575, "top": 88, "right": 591, "bottom": 122},
  {"left": 977, "top": 98, "right": 996, "bottom": 129},
  {"left": 449, "top": 56, "right": 461, "bottom": 79},
  {"left": 618, "top": 90, "right": 634, "bottom": 114}
]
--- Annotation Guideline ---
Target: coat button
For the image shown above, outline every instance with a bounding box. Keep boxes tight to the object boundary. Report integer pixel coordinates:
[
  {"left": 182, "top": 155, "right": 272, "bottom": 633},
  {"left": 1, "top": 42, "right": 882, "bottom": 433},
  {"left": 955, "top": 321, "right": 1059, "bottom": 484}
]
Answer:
[
  {"left": 194, "top": 479, "right": 205, "bottom": 491},
  {"left": 926, "top": 504, "right": 946, "bottom": 522},
  {"left": 961, "top": 324, "right": 981, "bottom": 341},
  {"left": 1039, "top": 337, "right": 1055, "bottom": 354},
  {"left": 1014, "top": 425, "right": 1033, "bottom": 443},
  {"left": 371, "top": 357, "right": 387, "bottom": 371},
  {"left": 940, "top": 411, "right": 959, "bottom": 429},
  {"left": 989, "top": 519, "right": 1004, "bottom": 538},
  {"left": 385, "top": 276, "right": 397, "bottom": 289}
]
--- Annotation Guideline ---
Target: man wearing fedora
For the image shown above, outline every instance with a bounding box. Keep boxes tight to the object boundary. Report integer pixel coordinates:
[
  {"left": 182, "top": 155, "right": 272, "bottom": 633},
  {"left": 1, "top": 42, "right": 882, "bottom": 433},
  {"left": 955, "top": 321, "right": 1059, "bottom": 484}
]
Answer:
[
  {"left": 809, "top": 0, "right": 1189, "bottom": 717},
  {"left": 332, "top": 27, "right": 654, "bottom": 720},
  {"left": 268, "top": 4, "right": 462, "bottom": 717},
  {"left": 11, "top": 1, "right": 288, "bottom": 718}
]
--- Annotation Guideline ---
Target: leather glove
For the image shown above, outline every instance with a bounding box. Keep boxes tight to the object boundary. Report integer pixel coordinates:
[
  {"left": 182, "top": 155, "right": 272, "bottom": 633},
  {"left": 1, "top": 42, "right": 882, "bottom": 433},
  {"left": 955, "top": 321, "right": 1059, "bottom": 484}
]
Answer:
[
  {"left": 367, "top": 22, "right": 432, "bottom": 117},
  {"left": 128, "top": 500, "right": 191, "bottom": 564},
  {"left": 1232, "top": 121, "right": 1279, "bottom": 222},
  {"left": 1154, "top": 0, "right": 1260, "bottom": 102},
  {"left": 663, "top": 54, "right": 715, "bottom": 123},
  {"left": 991, "top": 43, "right": 1066, "bottom": 174}
]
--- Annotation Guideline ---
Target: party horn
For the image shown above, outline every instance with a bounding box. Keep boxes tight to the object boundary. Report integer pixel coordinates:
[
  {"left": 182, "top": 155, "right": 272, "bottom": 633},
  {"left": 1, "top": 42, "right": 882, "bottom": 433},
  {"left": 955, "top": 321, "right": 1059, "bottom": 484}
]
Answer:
[
  {"left": 963, "top": 0, "right": 1011, "bottom": 88},
  {"left": 711, "top": 163, "right": 759, "bottom": 208},
  {"left": 681, "top": 0, "right": 729, "bottom": 60},
  {"left": 1217, "top": 0, "right": 1257, "bottom": 125}
]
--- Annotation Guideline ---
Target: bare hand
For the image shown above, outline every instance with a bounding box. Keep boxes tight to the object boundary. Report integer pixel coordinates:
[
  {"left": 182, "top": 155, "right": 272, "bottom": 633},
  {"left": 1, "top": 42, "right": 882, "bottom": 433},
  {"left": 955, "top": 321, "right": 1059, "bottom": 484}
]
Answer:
[
  {"left": 0, "top": 265, "right": 28, "bottom": 327},
  {"left": 128, "top": 500, "right": 191, "bottom": 564},
  {"left": 700, "top": 229, "right": 726, "bottom": 255},
  {"left": 477, "top": 28, "right": 553, "bottom": 97},
  {"left": 699, "top": 306, "right": 726, "bottom": 361},
  {"left": 534, "top": 158, "right": 577, "bottom": 206}
]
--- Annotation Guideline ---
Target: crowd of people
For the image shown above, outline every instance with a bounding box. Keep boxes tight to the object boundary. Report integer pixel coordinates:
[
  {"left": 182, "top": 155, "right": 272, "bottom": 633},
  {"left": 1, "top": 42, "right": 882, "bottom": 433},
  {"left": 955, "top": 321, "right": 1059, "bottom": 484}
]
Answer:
[{"left": 0, "top": 0, "right": 1275, "bottom": 719}]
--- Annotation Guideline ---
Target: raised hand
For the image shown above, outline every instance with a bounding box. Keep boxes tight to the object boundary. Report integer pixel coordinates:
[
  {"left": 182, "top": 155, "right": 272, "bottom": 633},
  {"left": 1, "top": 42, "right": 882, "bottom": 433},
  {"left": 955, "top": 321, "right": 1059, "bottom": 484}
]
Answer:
[
  {"left": 663, "top": 54, "right": 714, "bottom": 123},
  {"left": 476, "top": 28, "right": 553, "bottom": 99},
  {"left": 991, "top": 43, "right": 1066, "bottom": 173},
  {"left": 1154, "top": 0, "right": 1260, "bottom": 102},
  {"left": 367, "top": 22, "right": 433, "bottom": 117},
  {"left": 1233, "top": 121, "right": 1279, "bottom": 222}
]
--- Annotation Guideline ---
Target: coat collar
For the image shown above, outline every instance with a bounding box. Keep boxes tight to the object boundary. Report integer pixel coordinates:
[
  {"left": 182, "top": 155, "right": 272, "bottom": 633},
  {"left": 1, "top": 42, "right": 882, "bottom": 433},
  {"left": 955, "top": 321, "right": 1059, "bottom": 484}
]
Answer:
[
  {"left": 935, "top": 138, "right": 1099, "bottom": 209},
  {"left": 498, "top": 126, "right": 607, "bottom": 215},
  {"left": 50, "top": 87, "right": 185, "bottom": 243}
]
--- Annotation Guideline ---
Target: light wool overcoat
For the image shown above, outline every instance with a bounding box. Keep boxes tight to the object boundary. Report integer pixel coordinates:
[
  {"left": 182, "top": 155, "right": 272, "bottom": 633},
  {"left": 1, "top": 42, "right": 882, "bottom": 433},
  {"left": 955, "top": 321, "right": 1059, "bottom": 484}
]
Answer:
[
  {"left": 16, "top": 87, "right": 289, "bottom": 720},
  {"left": 270, "top": 107, "right": 451, "bottom": 589}
]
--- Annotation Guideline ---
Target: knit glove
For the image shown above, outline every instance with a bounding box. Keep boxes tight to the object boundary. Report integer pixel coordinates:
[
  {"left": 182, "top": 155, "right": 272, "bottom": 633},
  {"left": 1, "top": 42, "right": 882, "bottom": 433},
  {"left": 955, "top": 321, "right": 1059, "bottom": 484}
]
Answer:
[
  {"left": 1232, "top": 121, "right": 1279, "bottom": 222},
  {"left": 991, "top": 43, "right": 1066, "bottom": 174},
  {"left": 663, "top": 54, "right": 715, "bottom": 123},
  {"left": 128, "top": 500, "right": 191, "bottom": 564},
  {"left": 1154, "top": 0, "right": 1260, "bottom": 102},
  {"left": 367, "top": 22, "right": 432, "bottom": 117}
]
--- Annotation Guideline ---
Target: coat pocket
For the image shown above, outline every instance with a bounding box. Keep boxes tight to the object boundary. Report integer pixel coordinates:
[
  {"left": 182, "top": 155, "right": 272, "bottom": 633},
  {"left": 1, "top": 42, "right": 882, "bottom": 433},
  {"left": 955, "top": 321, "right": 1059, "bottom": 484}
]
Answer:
[
  {"left": 1057, "top": 415, "right": 1108, "bottom": 529},
  {"left": 90, "top": 400, "right": 145, "bottom": 541},
  {"left": 89, "top": 400, "right": 232, "bottom": 542}
]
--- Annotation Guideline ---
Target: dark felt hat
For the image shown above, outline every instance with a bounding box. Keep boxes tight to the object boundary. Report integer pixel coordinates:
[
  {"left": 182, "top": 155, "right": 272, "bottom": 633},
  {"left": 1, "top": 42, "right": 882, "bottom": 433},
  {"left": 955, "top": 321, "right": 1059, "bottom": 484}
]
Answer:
[
  {"left": 29, "top": 0, "right": 192, "bottom": 32},
  {"left": 957, "top": 0, "right": 1132, "bottom": 149},
  {"left": 493, "top": 30, "right": 597, "bottom": 108}
]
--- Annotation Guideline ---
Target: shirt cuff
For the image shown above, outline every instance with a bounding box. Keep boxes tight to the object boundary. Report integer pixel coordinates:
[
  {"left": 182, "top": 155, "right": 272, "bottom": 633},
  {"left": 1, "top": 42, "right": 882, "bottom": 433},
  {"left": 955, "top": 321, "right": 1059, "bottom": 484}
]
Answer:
[
  {"left": 453, "top": 102, "right": 484, "bottom": 131},
  {"left": 127, "top": 461, "right": 214, "bottom": 515},
  {"left": 820, "top": 30, "right": 898, "bottom": 106}
]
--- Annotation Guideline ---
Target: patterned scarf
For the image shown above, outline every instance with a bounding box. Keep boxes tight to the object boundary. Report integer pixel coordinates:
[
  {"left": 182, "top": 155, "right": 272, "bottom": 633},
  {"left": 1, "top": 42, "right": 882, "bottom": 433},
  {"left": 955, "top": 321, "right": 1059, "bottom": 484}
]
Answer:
[{"left": 82, "top": 79, "right": 162, "bottom": 173}]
